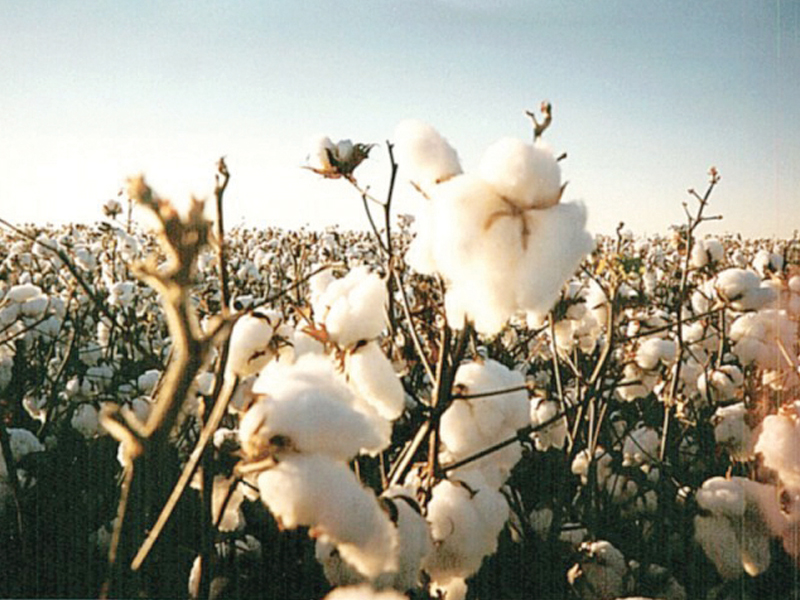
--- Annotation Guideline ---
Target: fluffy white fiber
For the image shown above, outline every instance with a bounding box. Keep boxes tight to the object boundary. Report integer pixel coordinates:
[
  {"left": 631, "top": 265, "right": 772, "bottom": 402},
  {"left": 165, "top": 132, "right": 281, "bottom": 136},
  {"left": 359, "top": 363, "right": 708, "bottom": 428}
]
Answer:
[
  {"left": 478, "top": 137, "right": 561, "bottom": 209},
  {"left": 712, "top": 402, "right": 754, "bottom": 460},
  {"left": 529, "top": 397, "right": 567, "bottom": 451},
  {"left": 345, "top": 341, "right": 405, "bottom": 421},
  {"left": 729, "top": 309, "right": 796, "bottom": 370},
  {"left": 257, "top": 454, "right": 398, "bottom": 579},
  {"left": 440, "top": 359, "right": 529, "bottom": 485},
  {"left": 399, "top": 121, "right": 593, "bottom": 334},
  {"left": 754, "top": 401, "right": 800, "bottom": 490},
  {"left": 635, "top": 337, "right": 677, "bottom": 371},
  {"left": 394, "top": 119, "right": 462, "bottom": 192},
  {"left": 714, "top": 268, "right": 776, "bottom": 311},
  {"left": 243, "top": 354, "right": 390, "bottom": 460},
  {"left": 226, "top": 308, "right": 293, "bottom": 378},
  {"left": 312, "top": 267, "right": 388, "bottom": 347},
  {"left": 423, "top": 470, "right": 509, "bottom": 588},
  {"left": 694, "top": 476, "right": 784, "bottom": 579},
  {"left": 322, "top": 585, "right": 407, "bottom": 600}
]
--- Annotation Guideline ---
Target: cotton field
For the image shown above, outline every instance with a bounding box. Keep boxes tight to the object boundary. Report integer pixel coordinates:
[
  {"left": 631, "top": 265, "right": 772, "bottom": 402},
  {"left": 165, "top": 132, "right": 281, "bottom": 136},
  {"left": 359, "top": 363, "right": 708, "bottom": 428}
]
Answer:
[{"left": 1, "top": 114, "right": 799, "bottom": 600}]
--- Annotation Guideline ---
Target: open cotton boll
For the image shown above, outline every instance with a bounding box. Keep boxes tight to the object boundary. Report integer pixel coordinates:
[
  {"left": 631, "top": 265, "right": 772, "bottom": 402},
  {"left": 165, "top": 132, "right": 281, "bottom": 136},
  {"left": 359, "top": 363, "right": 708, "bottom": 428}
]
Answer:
[
  {"left": 729, "top": 310, "right": 795, "bottom": 369},
  {"left": 697, "top": 366, "right": 743, "bottom": 407},
  {"left": 394, "top": 119, "right": 462, "bottom": 191},
  {"left": 478, "top": 137, "right": 561, "bottom": 209},
  {"left": 257, "top": 454, "right": 398, "bottom": 579},
  {"left": 515, "top": 201, "right": 594, "bottom": 322},
  {"left": 345, "top": 342, "right": 405, "bottom": 421},
  {"left": 6, "top": 283, "right": 42, "bottom": 303},
  {"left": 440, "top": 359, "right": 529, "bottom": 483},
  {"left": 308, "top": 135, "right": 336, "bottom": 172},
  {"left": 714, "top": 268, "right": 776, "bottom": 311},
  {"left": 71, "top": 404, "right": 100, "bottom": 438},
  {"left": 424, "top": 470, "right": 509, "bottom": 588},
  {"left": 690, "top": 237, "right": 724, "bottom": 269},
  {"left": 529, "top": 397, "right": 567, "bottom": 451},
  {"left": 635, "top": 338, "right": 677, "bottom": 370},
  {"left": 314, "top": 267, "right": 388, "bottom": 347},
  {"left": 243, "top": 357, "right": 389, "bottom": 461},
  {"left": 319, "top": 487, "right": 433, "bottom": 592},
  {"left": 226, "top": 308, "right": 292, "bottom": 378},
  {"left": 754, "top": 401, "right": 800, "bottom": 490},
  {"left": 712, "top": 403, "right": 754, "bottom": 460},
  {"left": 322, "top": 585, "right": 408, "bottom": 600},
  {"left": 0, "top": 428, "right": 45, "bottom": 479},
  {"left": 621, "top": 426, "right": 660, "bottom": 467},
  {"left": 694, "top": 476, "right": 782, "bottom": 579},
  {"left": 567, "top": 540, "right": 628, "bottom": 600}
]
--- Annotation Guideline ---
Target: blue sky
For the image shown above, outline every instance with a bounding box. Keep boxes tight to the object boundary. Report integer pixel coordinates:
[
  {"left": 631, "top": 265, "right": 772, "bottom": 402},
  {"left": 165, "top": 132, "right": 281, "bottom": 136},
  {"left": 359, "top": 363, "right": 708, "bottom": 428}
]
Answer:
[{"left": 1, "top": 0, "right": 797, "bottom": 237}]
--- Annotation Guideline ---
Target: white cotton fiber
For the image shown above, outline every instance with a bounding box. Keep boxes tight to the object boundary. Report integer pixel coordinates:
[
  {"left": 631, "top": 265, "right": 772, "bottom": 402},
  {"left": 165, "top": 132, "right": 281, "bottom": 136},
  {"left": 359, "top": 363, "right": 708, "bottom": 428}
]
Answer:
[
  {"left": 754, "top": 401, "right": 800, "bottom": 490},
  {"left": 345, "top": 341, "right": 405, "bottom": 421},
  {"left": 478, "top": 138, "right": 561, "bottom": 209},
  {"left": 322, "top": 585, "right": 407, "bottom": 600},
  {"left": 6, "top": 284, "right": 42, "bottom": 304},
  {"left": 440, "top": 359, "right": 529, "bottom": 484},
  {"left": 529, "top": 397, "right": 567, "bottom": 451},
  {"left": 244, "top": 354, "right": 390, "bottom": 460},
  {"left": 226, "top": 308, "right": 293, "bottom": 378},
  {"left": 424, "top": 470, "right": 509, "bottom": 585},
  {"left": 394, "top": 119, "right": 462, "bottom": 192},
  {"left": 635, "top": 338, "right": 677, "bottom": 371},
  {"left": 694, "top": 476, "right": 782, "bottom": 579},
  {"left": 713, "top": 403, "right": 754, "bottom": 460},
  {"left": 714, "top": 268, "right": 776, "bottom": 311},
  {"left": 257, "top": 454, "right": 398, "bottom": 578},
  {"left": 514, "top": 201, "right": 594, "bottom": 322},
  {"left": 313, "top": 267, "right": 388, "bottom": 347}
]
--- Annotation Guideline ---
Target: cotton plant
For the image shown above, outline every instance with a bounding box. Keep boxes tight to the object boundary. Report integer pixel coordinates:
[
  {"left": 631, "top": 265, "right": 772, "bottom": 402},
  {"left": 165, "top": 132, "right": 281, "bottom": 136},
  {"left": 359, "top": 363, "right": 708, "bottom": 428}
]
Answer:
[{"left": 396, "top": 118, "right": 593, "bottom": 335}]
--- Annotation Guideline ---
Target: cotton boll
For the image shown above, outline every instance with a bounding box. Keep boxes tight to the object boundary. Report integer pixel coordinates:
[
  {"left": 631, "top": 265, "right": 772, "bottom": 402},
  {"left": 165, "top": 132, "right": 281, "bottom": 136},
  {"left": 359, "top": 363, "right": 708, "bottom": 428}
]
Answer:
[
  {"left": 21, "top": 294, "right": 49, "bottom": 318},
  {"left": 247, "top": 353, "right": 390, "bottom": 459},
  {"left": 226, "top": 309, "right": 292, "bottom": 378},
  {"left": 0, "top": 428, "right": 45, "bottom": 479},
  {"left": 635, "top": 338, "right": 677, "bottom": 370},
  {"left": 754, "top": 402, "right": 800, "bottom": 490},
  {"left": 694, "top": 477, "right": 781, "bottom": 579},
  {"left": 241, "top": 387, "right": 386, "bottom": 462},
  {"left": 394, "top": 119, "right": 462, "bottom": 191},
  {"left": 314, "top": 267, "right": 388, "bottom": 347},
  {"left": 567, "top": 540, "right": 628, "bottom": 600},
  {"left": 440, "top": 359, "right": 529, "bottom": 483},
  {"left": 714, "top": 268, "right": 776, "bottom": 311},
  {"left": 424, "top": 470, "right": 509, "bottom": 587},
  {"left": 6, "top": 283, "right": 42, "bottom": 303},
  {"left": 71, "top": 404, "right": 100, "bottom": 438},
  {"left": 345, "top": 342, "right": 405, "bottom": 421},
  {"left": 712, "top": 403, "right": 754, "bottom": 460},
  {"left": 137, "top": 369, "right": 161, "bottom": 395},
  {"left": 478, "top": 138, "right": 561, "bottom": 209},
  {"left": 571, "top": 447, "right": 613, "bottom": 488},
  {"left": 308, "top": 135, "right": 336, "bottom": 172},
  {"left": 257, "top": 454, "right": 398, "bottom": 579},
  {"left": 617, "top": 363, "right": 656, "bottom": 402},
  {"left": 529, "top": 397, "right": 567, "bottom": 451},
  {"left": 322, "top": 585, "right": 408, "bottom": 600},
  {"left": 729, "top": 310, "right": 795, "bottom": 370},
  {"left": 515, "top": 202, "right": 594, "bottom": 322},
  {"left": 622, "top": 426, "right": 660, "bottom": 467}
]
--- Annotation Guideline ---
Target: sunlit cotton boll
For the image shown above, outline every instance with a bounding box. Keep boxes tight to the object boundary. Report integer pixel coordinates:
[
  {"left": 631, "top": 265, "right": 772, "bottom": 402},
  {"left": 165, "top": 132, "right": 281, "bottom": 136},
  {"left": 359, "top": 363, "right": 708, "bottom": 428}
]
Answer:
[
  {"left": 635, "top": 337, "right": 677, "bottom": 371},
  {"left": 712, "top": 403, "right": 755, "bottom": 460},
  {"left": 318, "top": 487, "right": 433, "bottom": 592},
  {"left": 440, "top": 359, "right": 530, "bottom": 485},
  {"left": 226, "top": 308, "right": 293, "bottom": 379},
  {"left": 423, "top": 470, "right": 509, "bottom": 591},
  {"left": 529, "top": 397, "right": 567, "bottom": 451},
  {"left": 394, "top": 119, "right": 462, "bottom": 192},
  {"left": 729, "top": 309, "right": 795, "bottom": 369},
  {"left": 312, "top": 267, "right": 388, "bottom": 348},
  {"left": 478, "top": 137, "right": 562, "bottom": 209},
  {"left": 754, "top": 401, "right": 800, "bottom": 490},
  {"left": 257, "top": 453, "right": 399, "bottom": 579},
  {"left": 6, "top": 283, "right": 43, "bottom": 304},
  {"left": 322, "top": 585, "right": 408, "bottom": 600},
  {"left": 697, "top": 365, "right": 744, "bottom": 404},
  {"left": 245, "top": 353, "right": 390, "bottom": 460},
  {"left": 714, "top": 268, "right": 776, "bottom": 311},
  {"left": 694, "top": 476, "right": 784, "bottom": 579},
  {"left": 344, "top": 341, "right": 405, "bottom": 421}
]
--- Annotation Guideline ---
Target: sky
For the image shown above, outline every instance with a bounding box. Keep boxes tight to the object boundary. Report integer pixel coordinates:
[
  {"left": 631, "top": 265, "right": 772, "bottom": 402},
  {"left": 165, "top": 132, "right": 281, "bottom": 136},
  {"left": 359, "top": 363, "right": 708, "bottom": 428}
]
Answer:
[{"left": 1, "top": 0, "right": 798, "bottom": 238}]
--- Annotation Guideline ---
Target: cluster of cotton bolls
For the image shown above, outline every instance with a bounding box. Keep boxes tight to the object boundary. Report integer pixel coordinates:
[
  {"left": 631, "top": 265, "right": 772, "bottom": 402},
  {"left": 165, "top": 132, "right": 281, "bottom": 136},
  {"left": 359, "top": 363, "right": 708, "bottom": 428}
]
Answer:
[{"left": 395, "top": 119, "right": 594, "bottom": 334}]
